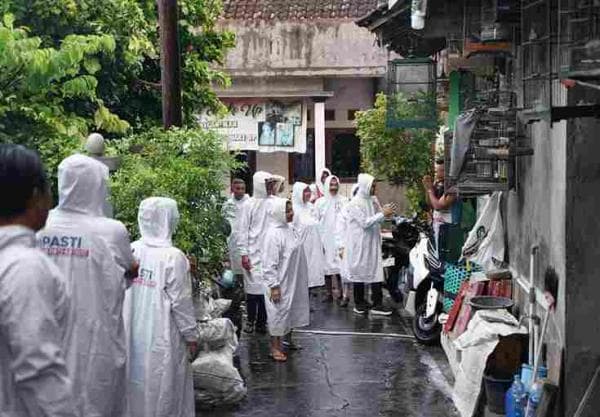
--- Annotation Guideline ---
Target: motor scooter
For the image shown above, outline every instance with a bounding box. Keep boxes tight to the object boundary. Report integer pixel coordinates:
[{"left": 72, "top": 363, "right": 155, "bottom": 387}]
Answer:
[{"left": 402, "top": 229, "right": 444, "bottom": 345}]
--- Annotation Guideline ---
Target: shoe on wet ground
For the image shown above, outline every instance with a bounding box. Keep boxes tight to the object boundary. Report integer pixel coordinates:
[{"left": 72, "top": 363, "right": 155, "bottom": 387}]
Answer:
[
  {"left": 339, "top": 298, "right": 350, "bottom": 308},
  {"left": 353, "top": 304, "right": 368, "bottom": 315},
  {"left": 244, "top": 322, "right": 254, "bottom": 334},
  {"left": 370, "top": 305, "right": 393, "bottom": 316}
]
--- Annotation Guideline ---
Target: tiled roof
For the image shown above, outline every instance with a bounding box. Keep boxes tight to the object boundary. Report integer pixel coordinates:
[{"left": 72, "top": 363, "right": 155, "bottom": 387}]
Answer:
[{"left": 221, "top": 0, "right": 380, "bottom": 21}]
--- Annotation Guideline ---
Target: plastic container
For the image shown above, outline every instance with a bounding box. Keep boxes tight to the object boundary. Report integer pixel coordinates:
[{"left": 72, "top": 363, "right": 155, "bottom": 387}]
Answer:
[
  {"left": 525, "top": 380, "right": 543, "bottom": 417},
  {"left": 483, "top": 373, "right": 513, "bottom": 414},
  {"left": 521, "top": 365, "right": 547, "bottom": 392},
  {"left": 505, "top": 374, "right": 526, "bottom": 417}
]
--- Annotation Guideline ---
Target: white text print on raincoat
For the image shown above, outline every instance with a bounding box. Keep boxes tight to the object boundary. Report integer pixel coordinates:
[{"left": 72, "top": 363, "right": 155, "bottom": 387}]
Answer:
[
  {"left": 50, "top": 154, "right": 135, "bottom": 279},
  {"left": 292, "top": 182, "right": 324, "bottom": 288},
  {"left": 237, "top": 171, "right": 272, "bottom": 295},
  {"left": 262, "top": 199, "right": 310, "bottom": 337},
  {"left": 316, "top": 175, "right": 348, "bottom": 275},
  {"left": 346, "top": 174, "right": 385, "bottom": 283},
  {"left": 0, "top": 226, "right": 78, "bottom": 417},
  {"left": 123, "top": 198, "right": 198, "bottom": 417},
  {"left": 222, "top": 193, "right": 249, "bottom": 274},
  {"left": 38, "top": 216, "right": 126, "bottom": 417}
]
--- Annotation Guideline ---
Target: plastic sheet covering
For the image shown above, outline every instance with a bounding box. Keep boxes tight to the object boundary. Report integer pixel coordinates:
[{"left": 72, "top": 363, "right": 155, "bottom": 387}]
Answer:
[
  {"left": 192, "top": 350, "right": 247, "bottom": 408},
  {"left": 451, "top": 310, "right": 527, "bottom": 417}
]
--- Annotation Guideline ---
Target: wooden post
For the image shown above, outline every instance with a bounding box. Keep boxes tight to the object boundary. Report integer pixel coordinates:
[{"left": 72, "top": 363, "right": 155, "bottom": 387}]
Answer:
[{"left": 158, "top": 0, "right": 182, "bottom": 128}]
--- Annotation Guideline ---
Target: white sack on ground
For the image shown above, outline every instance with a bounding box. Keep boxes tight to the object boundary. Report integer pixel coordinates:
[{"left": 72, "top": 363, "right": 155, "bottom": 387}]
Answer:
[
  {"left": 197, "top": 318, "right": 238, "bottom": 352},
  {"left": 192, "top": 351, "right": 247, "bottom": 407},
  {"left": 452, "top": 310, "right": 527, "bottom": 417},
  {"left": 461, "top": 192, "right": 505, "bottom": 271}
]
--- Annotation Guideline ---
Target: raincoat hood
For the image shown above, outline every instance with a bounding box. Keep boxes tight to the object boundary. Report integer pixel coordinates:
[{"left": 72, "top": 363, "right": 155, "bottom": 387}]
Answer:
[
  {"left": 292, "top": 182, "right": 309, "bottom": 211},
  {"left": 357, "top": 173, "right": 375, "bottom": 199},
  {"left": 273, "top": 175, "right": 286, "bottom": 196},
  {"left": 317, "top": 168, "right": 332, "bottom": 193},
  {"left": 138, "top": 197, "right": 180, "bottom": 247},
  {"left": 252, "top": 171, "right": 271, "bottom": 199},
  {"left": 323, "top": 175, "right": 341, "bottom": 200},
  {"left": 0, "top": 225, "right": 34, "bottom": 251},
  {"left": 58, "top": 154, "right": 109, "bottom": 216},
  {"left": 268, "top": 198, "right": 289, "bottom": 227}
]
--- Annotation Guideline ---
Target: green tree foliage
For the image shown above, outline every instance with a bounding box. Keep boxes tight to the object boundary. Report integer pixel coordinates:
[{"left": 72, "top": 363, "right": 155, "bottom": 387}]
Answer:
[
  {"left": 356, "top": 93, "right": 435, "bottom": 213},
  {"left": 0, "top": 14, "right": 129, "bottom": 182},
  {"left": 4, "top": 0, "right": 235, "bottom": 129},
  {"left": 110, "top": 128, "right": 242, "bottom": 274}
]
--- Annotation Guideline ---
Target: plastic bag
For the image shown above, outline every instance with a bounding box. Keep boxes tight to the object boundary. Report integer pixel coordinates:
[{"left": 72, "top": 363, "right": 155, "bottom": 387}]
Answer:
[
  {"left": 461, "top": 192, "right": 504, "bottom": 271},
  {"left": 197, "top": 318, "right": 238, "bottom": 352},
  {"left": 192, "top": 350, "right": 247, "bottom": 407},
  {"left": 210, "top": 298, "right": 232, "bottom": 319}
]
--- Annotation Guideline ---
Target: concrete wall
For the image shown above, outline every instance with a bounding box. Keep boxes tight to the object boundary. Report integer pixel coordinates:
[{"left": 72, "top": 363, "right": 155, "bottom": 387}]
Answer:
[
  {"left": 564, "top": 94, "right": 600, "bottom": 416},
  {"left": 219, "top": 20, "right": 389, "bottom": 77}
]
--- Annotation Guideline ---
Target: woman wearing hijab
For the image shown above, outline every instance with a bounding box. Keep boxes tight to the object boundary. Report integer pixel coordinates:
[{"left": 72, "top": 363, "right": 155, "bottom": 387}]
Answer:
[
  {"left": 292, "top": 182, "right": 324, "bottom": 289},
  {"left": 262, "top": 199, "right": 310, "bottom": 362},
  {"left": 346, "top": 174, "right": 395, "bottom": 316},
  {"left": 315, "top": 175, "right": 347, "bottom": 302},
  {"left": 336, "top": 183, "right": 360, "bottom": 308},
  {"left": 123, "top": 197, "right": 199, "bottom": 417}
]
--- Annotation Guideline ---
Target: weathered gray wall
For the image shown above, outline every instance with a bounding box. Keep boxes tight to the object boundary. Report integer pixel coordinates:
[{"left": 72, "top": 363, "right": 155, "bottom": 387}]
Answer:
[
  {"left": 218, "top": 20, "right": 389, "bottom": 77},
  {"left": 505, "top": 119, "right": 567, "bottom": 386},
  {"left": 564, "top": 90, "right": 600, "bottom": 416}
]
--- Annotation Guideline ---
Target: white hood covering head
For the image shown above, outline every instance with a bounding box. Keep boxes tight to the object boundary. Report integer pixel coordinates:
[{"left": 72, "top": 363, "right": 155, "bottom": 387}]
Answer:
[
  {"left": 292, "top": 182, "right": 309, "bottom": 211},
  {"left": 58, "top": 154, "right": 109, "bottom": 216},
  {"left": 252, "top": 171, "right": 271, "bottom": 199},
  {"left": 317, "top": 168, "right": 332, "bottom": 193},
  {"left": 357, "top": 173, "right": 375, "bottom": 199},
  {"left": 268, "top": 197, "right": 289, "bottom": 227},
  {"left": 138, "top": 197, "right": 180, "bottom": 247},
  {"left": 323, "top": 175, "right": 340, "bottom": 200}
]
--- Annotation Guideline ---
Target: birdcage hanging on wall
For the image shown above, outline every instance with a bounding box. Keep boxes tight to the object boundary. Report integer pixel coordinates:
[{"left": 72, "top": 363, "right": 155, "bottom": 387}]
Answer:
[{"left": 386, "top": 57, "right": 438, "bottom": 129}]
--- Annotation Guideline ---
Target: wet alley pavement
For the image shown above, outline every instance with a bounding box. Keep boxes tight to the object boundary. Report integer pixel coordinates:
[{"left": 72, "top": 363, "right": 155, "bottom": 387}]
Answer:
[{"left": 200, "top": 296, "right": 459, "bottom": 417}]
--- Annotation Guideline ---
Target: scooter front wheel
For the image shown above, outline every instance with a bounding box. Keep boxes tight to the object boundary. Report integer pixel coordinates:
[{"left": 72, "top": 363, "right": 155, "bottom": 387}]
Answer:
[{"left": 413, "top": 302, "right": 441, "bottom": 345}]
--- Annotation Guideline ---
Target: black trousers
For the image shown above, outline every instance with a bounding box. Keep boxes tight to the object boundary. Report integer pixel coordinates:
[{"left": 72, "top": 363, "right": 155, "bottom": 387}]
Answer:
[
  {"left": 222, "top": 275, "right": 245, "bottom": 339},
  {"left": 246, "top": 293, "right": 267, "bottom": 326},
  {"left": 353, "top": 282, "right": 383, "bottom": 307}
]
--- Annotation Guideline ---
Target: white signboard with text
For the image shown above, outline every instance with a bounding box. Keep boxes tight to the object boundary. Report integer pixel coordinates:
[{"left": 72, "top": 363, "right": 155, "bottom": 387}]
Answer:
[{"left": 197, "top": 99, "right": 307, "bottom": 153}]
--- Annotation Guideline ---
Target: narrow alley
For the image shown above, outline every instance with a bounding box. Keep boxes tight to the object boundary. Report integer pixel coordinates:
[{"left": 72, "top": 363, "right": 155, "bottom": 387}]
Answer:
[{"left": 202, "top": 297, "right": 458, "bottom": 417}]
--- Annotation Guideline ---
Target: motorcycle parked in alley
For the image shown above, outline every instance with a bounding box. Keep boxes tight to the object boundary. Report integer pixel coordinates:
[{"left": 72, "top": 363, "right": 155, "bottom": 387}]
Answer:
[{"left": 382, "top": 217, "right": 444, "bottom": 345}]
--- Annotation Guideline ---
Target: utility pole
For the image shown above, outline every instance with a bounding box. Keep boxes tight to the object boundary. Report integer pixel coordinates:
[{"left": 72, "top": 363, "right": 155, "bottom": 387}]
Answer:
[{"left": 158, "top": 0, "right": 183, "bottom": 128}]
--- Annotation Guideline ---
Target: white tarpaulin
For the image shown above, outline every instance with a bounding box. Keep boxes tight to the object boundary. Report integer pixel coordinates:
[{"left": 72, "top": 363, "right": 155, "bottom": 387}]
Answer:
[
  {"left": 452, "top": 310, "right": 528, "bottom": 417},
  {"left": 197, "top": 99, "right": 307, "bottom": 153}
]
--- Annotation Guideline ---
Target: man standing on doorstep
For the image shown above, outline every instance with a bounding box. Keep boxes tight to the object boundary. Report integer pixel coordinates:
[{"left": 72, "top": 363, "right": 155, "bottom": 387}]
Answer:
[
  {"left": 316, "top": 174, "right": 347, "bottom": 302},
  {"left": 238, "top": 171, "right": 273, "bottom": 335},
  {"left": 0, "top": 144, "right": 77, "bottom": 417},
  {"left": 222, "top": 178, "right": 250, "bottom": 339},
  {"left": 346, "top": 174, "right": 395, "bottom": 316}
]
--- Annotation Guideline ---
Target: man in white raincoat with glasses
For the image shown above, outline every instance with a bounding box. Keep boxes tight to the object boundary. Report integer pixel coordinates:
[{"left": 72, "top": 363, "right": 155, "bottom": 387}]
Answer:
[{"left": 123, "top": 197, "right": 199, "bottom": 417}]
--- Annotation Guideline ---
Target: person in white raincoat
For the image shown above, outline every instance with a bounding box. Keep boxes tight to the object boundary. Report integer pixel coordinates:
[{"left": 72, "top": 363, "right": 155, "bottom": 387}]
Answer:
[
  {"left": 346, "top": 174, "right": 395, "bottom": 316},
  {"left": 335, "top": 183, "right": 360, "bottom": 308},
  {"left": 49, "top": 154, "right": 137, "bottom": 282},
  {"left": 0, "top": 144, "right": 77, "bottom": 417},
  {"left": 315, "top": 175, "right": 347, "bottom": 302},
  {"left": 38, "top": 156, "right": 128, "bottom": 417},
  {"left": 292, "top": 182, "right": 324, "bottom": 289},
  {"left": 262, "top": 198, "right": 309, "bottom": 362},
  {"left": 315, "top": 167, "right": 331, "bottom": 199},
  {"left": 123, "top": 197, "right": 199, "bottom": 417},
  {"left": 237, "top": 171, "right": 273, "bottom": 334}
]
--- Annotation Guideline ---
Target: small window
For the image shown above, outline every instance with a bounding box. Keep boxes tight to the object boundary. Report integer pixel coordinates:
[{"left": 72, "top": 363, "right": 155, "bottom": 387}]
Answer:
[
  {"left": 325, "top": 110, "right": 336, "bottom": 121},
  {"left": 331, "top": 133, "right": 360, "bottom": 179},
  {"left": 347, "top": 109, "right": 359, "bottom": 121},
  {"left": 307, "top": 110, "right": 312, "bottom": 121}
]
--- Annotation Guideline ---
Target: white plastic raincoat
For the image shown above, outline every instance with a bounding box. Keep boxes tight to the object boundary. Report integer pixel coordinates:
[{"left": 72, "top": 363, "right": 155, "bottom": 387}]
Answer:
[
  {"left": 42, "top": 154, "right": 129, "bottom": 416},
  {"left": 222, "top": 193, "right": 249, "bottom": 274},
  {"left": 123, "top": 197, "right": 198, "bottom": 417},
  {"left": 316, "top": 167, "right": 332, "bottom": 198},
  {"left": 0, "top": 226, "right": 78, "bottom": 417},
  {"left": 50, "top": 154, "right": 135, "bottom": 278},
  {"left": 315, "top": 175, "right": 348, "bottom": 275},
  {"left": 292, "top": 182, "right": 324, "bottom": 288},
  {"left": 346, "top": 174, "right": 385, "bottom": 283},
  {"left": 237, "top": 171, "right": 272, "bottom": 295},
  {"left": 336, "top": 184, "right": 359, "bottom": 281},
  {"left": 262, "top": 198, "right": 310, "bottom": 337}
]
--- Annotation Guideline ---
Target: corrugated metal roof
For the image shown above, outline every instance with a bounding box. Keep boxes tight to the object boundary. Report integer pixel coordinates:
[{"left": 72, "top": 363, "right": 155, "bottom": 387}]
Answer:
[{"left": 222, "top": 0, "right": 380, "bottom": 21}]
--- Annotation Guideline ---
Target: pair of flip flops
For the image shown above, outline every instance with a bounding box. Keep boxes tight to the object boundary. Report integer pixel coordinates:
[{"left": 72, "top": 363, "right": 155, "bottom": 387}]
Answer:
[{"left": 270, "top": 350, "right": 287, "bottom": 362}]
